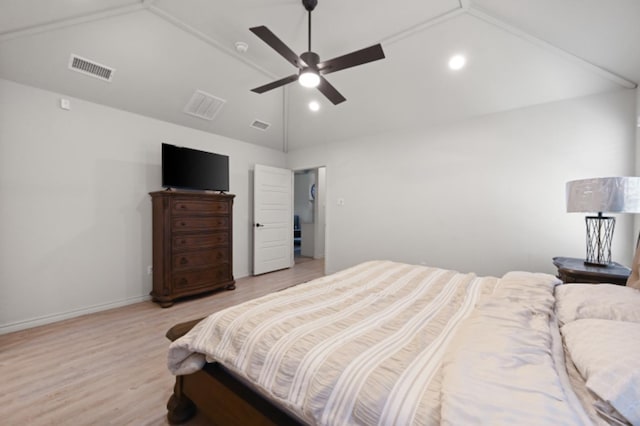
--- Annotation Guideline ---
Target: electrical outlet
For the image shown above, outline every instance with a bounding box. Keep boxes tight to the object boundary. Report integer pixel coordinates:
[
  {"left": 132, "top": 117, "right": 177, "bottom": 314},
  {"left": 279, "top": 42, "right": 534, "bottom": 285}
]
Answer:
[{"left": 147, "top": 265, "right": 153, "bottom": 275}]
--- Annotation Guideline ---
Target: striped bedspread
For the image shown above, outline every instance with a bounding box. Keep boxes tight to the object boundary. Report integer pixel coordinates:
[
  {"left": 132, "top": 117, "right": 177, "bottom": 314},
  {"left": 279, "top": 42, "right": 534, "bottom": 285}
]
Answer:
[
  {"left": 168, "top": 260, "right": 592, "bottom": 425},
  {"left": 168, "top": 261, "right": 498, "bottom": 425}
]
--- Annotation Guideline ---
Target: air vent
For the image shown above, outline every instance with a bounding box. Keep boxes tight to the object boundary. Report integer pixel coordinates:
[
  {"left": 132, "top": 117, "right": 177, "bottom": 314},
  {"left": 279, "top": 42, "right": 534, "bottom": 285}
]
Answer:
[
  {"left": 68, "top": 54, "right": 114, "bottom": 82},
  {"left": 184, "top": 90, "right": 226, "bottom": 121},
  {"left": 250, "top": 119, "right": 271, "bottom": 131}
]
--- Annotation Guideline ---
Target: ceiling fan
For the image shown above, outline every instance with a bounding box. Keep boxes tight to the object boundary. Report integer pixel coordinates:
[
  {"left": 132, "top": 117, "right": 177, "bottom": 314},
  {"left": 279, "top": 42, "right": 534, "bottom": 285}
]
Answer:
[{"left": 250, "top": 0, "right": 385, "bottom": 105}]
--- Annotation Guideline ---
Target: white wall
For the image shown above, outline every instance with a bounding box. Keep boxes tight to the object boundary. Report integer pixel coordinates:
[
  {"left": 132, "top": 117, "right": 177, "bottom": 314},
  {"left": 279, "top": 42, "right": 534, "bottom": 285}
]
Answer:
[
  {"left": 288, "top": 89, "right": 638, "bottom": 276},
  {"left": 0, "top": 79, "right": 286, "bottom": 333},
  {"left": 1, "top": 80, "right": 635, "bottom": 333}
]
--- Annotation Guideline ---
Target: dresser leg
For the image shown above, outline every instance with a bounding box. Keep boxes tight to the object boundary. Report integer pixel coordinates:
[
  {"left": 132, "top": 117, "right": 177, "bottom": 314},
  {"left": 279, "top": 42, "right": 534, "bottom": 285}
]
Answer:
[{"left": 152, "top": 294, "right": 174, "bottom": 308}]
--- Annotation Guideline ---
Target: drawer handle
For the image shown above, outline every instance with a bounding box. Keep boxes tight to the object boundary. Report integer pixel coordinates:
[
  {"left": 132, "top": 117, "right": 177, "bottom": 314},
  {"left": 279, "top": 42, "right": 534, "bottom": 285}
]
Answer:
[
  {"left": 180, "top": 257, "right": 188, "bottom": 265},
  {"left": 178, "top": 278, "right": 188, "bottom": 286}
]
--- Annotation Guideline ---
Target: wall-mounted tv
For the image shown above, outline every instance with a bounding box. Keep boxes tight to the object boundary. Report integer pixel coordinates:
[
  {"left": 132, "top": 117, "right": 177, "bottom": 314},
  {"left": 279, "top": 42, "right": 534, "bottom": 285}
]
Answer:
[{"left": 162, "top": 143, "right": 229, "bottom": 192}]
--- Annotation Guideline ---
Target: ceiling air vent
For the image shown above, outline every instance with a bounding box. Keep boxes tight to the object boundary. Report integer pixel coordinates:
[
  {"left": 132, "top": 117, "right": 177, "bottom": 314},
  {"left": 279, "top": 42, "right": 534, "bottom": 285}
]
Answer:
[
  {"left": 250, "top": 119, "right": 271, "bottom": 131},
  {"left": 68, "top": 54, "right": 114, "bottom": 82},
  {"left": 183, "top": 90, "right": 226, "bottom": 121}
]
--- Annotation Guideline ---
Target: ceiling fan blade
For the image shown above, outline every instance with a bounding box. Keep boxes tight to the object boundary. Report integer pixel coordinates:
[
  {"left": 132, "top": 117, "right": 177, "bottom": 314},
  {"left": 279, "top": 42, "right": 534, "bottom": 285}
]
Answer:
[
  {"left": 317, "top": 76, "right": 346, "bottom": 105},
  {"left": 317, "top": 44, "right": 385, "bottom": 75},
  {"left": 250, "top": 26, "right": 302, "bottom": 68},
  {"left": 251, "top": 74, "right": 299, "bottom": 94}
]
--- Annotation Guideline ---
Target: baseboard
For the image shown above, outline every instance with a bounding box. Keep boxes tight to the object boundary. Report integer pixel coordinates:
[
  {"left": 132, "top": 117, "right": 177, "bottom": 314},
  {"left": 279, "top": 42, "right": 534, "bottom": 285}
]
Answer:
[{"left": 0, "top": 295, "right": 151, "bottom": 335}]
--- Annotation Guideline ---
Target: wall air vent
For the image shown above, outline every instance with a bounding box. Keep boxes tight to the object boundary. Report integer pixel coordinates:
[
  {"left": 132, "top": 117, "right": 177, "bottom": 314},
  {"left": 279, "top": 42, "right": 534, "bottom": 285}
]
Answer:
[
  {"left": 183, "top": 90, "right": 226, "bottom": 121},
  {"left": 68, "top": 54, "right": 114, "bottom": 82},
  {"left": 250, "top": 119, "right": 271, "bottom": 131}
]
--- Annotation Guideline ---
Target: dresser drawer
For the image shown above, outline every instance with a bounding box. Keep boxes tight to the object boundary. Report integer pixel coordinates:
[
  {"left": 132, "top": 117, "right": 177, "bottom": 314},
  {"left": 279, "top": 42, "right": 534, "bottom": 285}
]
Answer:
[
  {"left": 172, "top": 216, "right": 229, "bottom": 232},
  {"left": 172, "top": 265, "right": 232, "bottom": 290},
  {"left": 172, "top": 199, "right": 229, "bottom": 216},
  {"left": 172, "top": 233, "right": 229, "bottom": 252},
  {"left": 173, "top": 248, "right": 230, "bottom": 270}
]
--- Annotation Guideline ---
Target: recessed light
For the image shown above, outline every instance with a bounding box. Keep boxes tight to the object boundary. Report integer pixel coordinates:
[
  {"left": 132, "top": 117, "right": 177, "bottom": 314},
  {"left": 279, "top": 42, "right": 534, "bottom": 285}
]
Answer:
[
  {"left": 448, "top": 54, "right": 466, "bottom": 70},
  {"left": 309, "top": 101, "right": 320, "bottom": 112}
]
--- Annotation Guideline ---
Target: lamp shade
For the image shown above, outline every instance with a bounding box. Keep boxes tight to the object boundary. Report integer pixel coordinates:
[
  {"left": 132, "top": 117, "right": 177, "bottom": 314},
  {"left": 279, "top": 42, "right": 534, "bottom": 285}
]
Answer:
[{"left": 566, "top": 177, "right": 640, "bottom": 213}]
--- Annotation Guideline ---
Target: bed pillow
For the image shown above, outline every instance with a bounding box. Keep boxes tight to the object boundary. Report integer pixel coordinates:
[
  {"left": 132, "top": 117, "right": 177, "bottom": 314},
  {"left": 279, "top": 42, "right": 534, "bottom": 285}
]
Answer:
[
  {"left": 555, "top": 283, "right": 640, "bottom": 325},
  {"left": 562, "top": 319, "right": 640, "bottom": 425}
]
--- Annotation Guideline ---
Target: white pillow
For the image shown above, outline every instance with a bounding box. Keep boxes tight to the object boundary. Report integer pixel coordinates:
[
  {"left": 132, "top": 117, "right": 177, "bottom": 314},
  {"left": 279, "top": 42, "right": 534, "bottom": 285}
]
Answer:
[
  {"left": 562, "top": 319, "right": 640, "bottom": 425},
  {"left": 555, "top": 284, "right": 640, "bottom": 325}
]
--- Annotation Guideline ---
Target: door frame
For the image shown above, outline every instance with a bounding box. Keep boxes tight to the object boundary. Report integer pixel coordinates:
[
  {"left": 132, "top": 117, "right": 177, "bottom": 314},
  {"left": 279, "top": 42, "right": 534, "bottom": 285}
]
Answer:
[{"left": 293, "top": 166, "right": 327, "bottom": 262}]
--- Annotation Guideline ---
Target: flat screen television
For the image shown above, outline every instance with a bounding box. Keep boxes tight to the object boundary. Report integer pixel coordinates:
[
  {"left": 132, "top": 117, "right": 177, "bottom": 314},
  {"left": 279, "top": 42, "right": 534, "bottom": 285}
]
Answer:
[{"left": 162, "top": 143, "right": 229, "bottom": 192}]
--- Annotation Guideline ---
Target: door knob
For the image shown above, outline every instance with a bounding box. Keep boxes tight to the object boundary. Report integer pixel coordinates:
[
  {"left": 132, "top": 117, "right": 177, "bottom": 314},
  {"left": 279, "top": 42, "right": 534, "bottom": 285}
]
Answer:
[{"left": 255, "top": 223, "right": 265, "bottom": 227}]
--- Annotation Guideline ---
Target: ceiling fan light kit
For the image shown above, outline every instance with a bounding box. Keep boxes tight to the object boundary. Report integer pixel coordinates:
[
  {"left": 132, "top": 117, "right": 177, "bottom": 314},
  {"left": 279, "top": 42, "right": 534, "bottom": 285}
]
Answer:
[
  {"left": 299, "top": 70, "right": 320, "bottom": 88},
  {"left": 250, "top": 0, "right": 385, "bottom": 105}
]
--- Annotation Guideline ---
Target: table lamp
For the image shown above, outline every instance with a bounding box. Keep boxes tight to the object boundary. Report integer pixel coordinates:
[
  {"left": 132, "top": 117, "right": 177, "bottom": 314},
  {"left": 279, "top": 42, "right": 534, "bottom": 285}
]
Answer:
[{"left": 566, "top": 177, "right": 640, "bottom": 266}]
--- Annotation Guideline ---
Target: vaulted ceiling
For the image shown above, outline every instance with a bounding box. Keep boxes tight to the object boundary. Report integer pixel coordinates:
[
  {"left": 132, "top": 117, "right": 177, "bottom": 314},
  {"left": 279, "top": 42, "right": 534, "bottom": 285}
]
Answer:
[{"left": 0, "top": 0, "right": 638, "bottom": 151}]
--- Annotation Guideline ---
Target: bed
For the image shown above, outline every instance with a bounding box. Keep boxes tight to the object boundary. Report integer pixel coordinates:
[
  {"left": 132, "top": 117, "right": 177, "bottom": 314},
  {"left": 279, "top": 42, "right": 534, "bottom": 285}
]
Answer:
[{"left": 166, "top": 260, "right": 640, "bottom": 425}]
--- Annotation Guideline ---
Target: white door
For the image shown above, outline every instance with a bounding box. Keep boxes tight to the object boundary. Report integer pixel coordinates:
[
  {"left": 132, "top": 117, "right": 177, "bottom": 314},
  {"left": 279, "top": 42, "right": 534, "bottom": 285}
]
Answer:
[{"left": 253, "top": 164, "right": 293, "bottom": 275}]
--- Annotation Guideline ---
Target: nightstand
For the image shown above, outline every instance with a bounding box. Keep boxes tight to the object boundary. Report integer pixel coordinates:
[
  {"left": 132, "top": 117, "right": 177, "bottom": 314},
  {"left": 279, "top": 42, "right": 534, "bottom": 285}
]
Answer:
[{"left": 552, "top": 256, "right": 631, "bottom": 286}]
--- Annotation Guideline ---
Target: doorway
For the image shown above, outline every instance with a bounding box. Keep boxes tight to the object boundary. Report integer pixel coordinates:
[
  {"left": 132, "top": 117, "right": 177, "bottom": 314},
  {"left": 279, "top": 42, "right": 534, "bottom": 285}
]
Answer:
[{"left": 293, "top": 167, "right": 326, "bottom": 262}]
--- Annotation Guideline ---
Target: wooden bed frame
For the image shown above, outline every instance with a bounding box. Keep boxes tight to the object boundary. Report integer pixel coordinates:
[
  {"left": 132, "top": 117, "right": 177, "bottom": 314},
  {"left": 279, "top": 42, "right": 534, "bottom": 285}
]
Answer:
[{"left": 165, "top": 319, "right": 304, "bottom": 425}]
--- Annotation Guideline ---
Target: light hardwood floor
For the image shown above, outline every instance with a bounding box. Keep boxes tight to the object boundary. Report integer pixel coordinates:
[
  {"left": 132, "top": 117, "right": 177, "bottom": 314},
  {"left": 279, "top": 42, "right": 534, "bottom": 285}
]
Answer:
[{"left": 0, "top": 258, "right": 324, "bottom": 425}]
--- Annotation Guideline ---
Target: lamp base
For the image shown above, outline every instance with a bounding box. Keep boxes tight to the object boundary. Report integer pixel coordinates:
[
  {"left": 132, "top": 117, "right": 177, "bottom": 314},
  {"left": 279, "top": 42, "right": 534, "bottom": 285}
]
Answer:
[{"left": 584, "top": 214, "right": 615, "bottom": 266}]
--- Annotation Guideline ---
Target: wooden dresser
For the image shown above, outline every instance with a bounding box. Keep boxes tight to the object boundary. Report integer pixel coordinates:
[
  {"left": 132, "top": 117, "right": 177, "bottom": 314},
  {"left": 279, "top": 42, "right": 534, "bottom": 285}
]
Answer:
[{"left": 150, "top": 190, "right": 235, "bottom": 307}]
